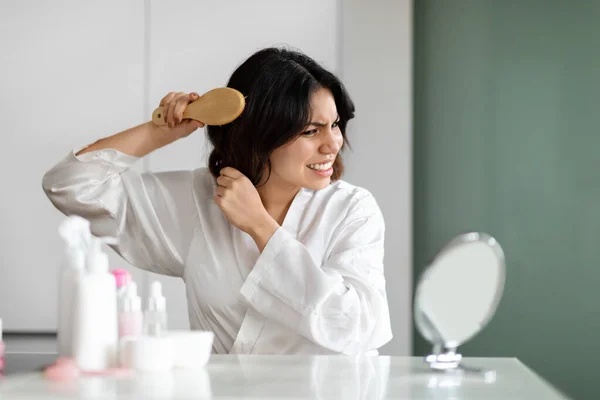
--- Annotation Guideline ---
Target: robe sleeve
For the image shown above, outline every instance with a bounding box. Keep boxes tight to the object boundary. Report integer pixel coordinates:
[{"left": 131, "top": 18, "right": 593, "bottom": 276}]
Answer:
[
  {"left": 42, "top": 147, "right": 199, "bottom": 277},
  {"left": 240, "top": 190, "right": 393, "bottom": 354}
]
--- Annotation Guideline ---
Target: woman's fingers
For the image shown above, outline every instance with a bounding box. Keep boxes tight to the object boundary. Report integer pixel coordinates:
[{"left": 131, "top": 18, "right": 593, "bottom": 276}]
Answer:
[
  {"left": 216, "top": 175, "right": 234, "bottom": 188},
  {"left": 160, "top": 92, "right": 177, "bottom": 123},
  {"left": 166, "top": 92, "right": 185, "bottom": 127}
]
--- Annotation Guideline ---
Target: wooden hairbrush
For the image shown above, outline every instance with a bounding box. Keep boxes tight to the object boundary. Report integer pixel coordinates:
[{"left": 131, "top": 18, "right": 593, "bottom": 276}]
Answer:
[{"left": 152, "top": 87, "right": 245, "bottom": 126}]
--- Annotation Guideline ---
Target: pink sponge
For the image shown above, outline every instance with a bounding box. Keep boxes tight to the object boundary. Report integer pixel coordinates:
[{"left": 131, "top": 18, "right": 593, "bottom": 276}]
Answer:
[
  {"left": 44, "top": 358, "right": 80, "bottom": 381},
  {"left": 44, "top": 357, "right": 133, "bottom": 381}
]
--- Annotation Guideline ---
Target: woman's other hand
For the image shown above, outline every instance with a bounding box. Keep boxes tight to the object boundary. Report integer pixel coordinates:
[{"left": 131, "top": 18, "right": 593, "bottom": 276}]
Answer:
[{"left": 215, "top": 167, "right": 279, "bottom": 252}]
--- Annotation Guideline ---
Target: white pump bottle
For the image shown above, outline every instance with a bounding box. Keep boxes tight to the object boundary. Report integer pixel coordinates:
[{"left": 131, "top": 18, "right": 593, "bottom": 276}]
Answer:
[
  {"left": 57, "top": 216, "right": 92, "bottom": 358},
  {"left": 72, "top": 235, "right": 119, "bottom": 372}
]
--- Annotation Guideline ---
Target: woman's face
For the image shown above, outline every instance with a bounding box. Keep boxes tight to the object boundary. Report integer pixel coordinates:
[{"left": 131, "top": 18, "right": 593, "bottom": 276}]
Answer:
[{"left": 268, "top": 87, "right": 343, "bottom": 191}]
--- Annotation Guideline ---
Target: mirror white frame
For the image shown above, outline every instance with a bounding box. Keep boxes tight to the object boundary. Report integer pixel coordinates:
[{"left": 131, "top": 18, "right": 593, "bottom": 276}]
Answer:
[{"left": 413, "top": 232, "right": 506, "bottom": 376}]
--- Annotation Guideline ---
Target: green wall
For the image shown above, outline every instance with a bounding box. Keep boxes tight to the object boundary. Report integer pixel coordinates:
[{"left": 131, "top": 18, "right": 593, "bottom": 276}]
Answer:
[{"left": 413, "top": 1, "right": 600, "bottom": 399}]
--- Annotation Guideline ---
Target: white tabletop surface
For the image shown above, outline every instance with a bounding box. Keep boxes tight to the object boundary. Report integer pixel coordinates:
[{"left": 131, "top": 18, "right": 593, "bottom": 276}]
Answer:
[{"left": 0, "top": 355, "right": 569, "bottom": 399}]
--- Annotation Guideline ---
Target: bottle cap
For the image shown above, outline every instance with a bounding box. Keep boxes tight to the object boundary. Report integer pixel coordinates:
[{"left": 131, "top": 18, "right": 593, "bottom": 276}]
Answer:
[
  {"left": 58, "top": 216, "right": 91, "bottom": 251},
  {"left": 87, "top": 236, "right": 118, "bottom": 274},
  {"left": 111, "top": 269, "right": 132, "bottom": 288},
  {"left": 123, "top": 282, "right": 141, "bottom": 312},
  {"left": 148, "top": 281, "right": 166, "bottom": 312},
  {"left": 59, "top": 216, "right": 91, "bottom": 271},
  {"left": 87, "top": 241, "right": 109, "bottom": 274}
]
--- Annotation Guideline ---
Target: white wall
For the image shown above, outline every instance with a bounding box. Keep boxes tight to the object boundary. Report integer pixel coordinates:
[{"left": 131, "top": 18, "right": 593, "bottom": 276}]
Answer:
[
  {"left": 0, "top": 0, "right": 147, "bottom": 332},
  {"left": 340, "top": 0, "right": 413, "bottom": 356},
  {"left": 0, "top": 0, "right": 412, "bottom": 355}
]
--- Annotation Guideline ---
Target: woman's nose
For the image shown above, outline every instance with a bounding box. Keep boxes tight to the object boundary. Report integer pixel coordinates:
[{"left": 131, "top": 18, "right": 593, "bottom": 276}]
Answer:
[{"left": 320, "top": 128, "right": 342, "bottom": 154}]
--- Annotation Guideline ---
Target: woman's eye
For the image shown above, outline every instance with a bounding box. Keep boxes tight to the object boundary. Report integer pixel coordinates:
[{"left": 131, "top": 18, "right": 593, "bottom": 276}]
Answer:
[
  {"left": 332, "top": 120, "right": 340, "bottom": 128},
  {"left": 303, "top": 129, "right": 318, "bottom": 136}
]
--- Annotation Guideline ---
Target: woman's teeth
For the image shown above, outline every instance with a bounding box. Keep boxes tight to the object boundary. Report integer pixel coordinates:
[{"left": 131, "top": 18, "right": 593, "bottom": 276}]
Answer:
[{"left": 307, "top": 161, "right": 333, "bottom": 171}]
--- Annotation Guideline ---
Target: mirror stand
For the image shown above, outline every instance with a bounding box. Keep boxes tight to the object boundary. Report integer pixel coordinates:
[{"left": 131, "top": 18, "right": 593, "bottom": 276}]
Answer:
[
  {"left": 425, "top": 343, "right": 497, "bottom": 383},
  {"left": 425, "top": 344, "right": 462, "bottom": 370}
]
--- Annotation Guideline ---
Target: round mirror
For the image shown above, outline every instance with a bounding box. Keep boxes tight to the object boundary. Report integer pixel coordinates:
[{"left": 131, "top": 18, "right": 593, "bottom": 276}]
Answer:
[{"left": 414, "top": 232, "right": 506, "bottom": 370}]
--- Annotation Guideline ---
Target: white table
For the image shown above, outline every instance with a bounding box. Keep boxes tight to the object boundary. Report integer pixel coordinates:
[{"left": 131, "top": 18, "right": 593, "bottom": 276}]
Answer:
[{"left": 0, "top": 354, "right": 569, "bottom": 399}]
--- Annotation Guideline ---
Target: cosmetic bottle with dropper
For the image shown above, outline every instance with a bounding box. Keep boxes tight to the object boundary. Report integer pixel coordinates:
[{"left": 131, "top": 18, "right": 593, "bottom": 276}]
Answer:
[
  {"left": 131, "top": 281, "right": 173, "bottom": 372},
  {"left": 144, "top": 281, "right": 167, "bottom": 336}
]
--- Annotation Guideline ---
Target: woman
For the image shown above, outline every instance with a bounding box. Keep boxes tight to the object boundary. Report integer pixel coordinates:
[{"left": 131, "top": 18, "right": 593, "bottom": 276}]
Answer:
[{"left": 42, "top": 47, "right": 392, "bottom": 355}]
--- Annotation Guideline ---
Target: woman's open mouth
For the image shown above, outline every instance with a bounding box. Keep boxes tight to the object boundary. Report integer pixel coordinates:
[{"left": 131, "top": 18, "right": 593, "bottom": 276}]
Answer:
[{"left": 307, "top": 161, "right": 333, "bottom": 177}]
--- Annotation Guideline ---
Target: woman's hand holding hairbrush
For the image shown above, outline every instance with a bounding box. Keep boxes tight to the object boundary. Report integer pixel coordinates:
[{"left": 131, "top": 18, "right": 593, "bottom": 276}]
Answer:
[{"left": 152, "top": 88, "right": 245, "bottom": 140}]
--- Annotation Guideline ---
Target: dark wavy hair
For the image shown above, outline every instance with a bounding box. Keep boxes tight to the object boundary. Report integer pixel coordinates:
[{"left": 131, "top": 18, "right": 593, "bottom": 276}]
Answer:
[{"left": 206, "top": 47, "right": 355, "bottom": 186}]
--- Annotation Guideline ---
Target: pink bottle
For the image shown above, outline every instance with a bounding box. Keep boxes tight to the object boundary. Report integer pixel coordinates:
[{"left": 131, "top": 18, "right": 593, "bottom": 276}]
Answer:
[
  {"left": 111, "top": 268, "right": 132, "bottom": 317},
  {"left": 117, "top": 282, "right": 143, "bottom": 368},
  {"left": 111, "top": 269, "right": 132, "bottom": 296},
  {"left": 119, "top": 282, "right": 143, "bottom": 338}
]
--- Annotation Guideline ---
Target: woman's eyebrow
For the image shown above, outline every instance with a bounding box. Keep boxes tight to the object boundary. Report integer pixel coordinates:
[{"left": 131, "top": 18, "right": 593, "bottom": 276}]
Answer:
[{"left": 307, "top": 116, "right": 340, "bottom": 127}]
